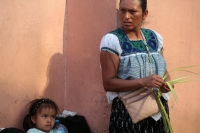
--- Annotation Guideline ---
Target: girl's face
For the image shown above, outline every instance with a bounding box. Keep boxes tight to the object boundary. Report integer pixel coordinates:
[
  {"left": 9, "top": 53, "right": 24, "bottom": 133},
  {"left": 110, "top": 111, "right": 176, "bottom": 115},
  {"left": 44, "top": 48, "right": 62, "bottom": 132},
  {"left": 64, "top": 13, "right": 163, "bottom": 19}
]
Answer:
[
  {"left": 31, "top": 108, "right": 56, "bottom": 133},
  {"left": 119, "top": 0, "right": 148, "bottom": 32}
]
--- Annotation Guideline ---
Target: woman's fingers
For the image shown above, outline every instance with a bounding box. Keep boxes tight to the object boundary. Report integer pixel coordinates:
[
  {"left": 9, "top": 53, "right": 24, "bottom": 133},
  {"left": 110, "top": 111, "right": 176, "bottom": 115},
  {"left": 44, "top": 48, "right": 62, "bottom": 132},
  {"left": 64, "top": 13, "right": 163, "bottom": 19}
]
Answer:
[
  {"left": 160, "top": 84, "right": 170, "bottom": 93},
  {"left": 144, "top": 74, "right": 171, "bottom": 92},
  {"left": 144, "top": 74, "right": 164, "bottom": 88}
]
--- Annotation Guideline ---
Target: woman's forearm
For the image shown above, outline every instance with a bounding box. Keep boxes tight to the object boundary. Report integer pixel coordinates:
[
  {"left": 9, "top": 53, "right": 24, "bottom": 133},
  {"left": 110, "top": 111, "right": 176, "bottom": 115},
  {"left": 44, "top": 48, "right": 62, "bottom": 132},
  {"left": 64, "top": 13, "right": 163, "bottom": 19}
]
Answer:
[
  {"left": 103, "top": 74, "right": 164, "bottom": 92},
  {"left": 103, "top": 78, "right": 145, "bottom": 92}
]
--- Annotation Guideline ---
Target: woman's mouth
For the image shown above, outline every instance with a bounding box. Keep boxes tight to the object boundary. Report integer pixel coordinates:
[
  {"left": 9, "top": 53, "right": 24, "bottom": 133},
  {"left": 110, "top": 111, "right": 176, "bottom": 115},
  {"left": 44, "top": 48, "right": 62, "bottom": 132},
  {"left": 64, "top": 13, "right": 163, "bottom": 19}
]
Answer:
[{"left": 123, "top": 22, "right": 132, "bottom": 26}]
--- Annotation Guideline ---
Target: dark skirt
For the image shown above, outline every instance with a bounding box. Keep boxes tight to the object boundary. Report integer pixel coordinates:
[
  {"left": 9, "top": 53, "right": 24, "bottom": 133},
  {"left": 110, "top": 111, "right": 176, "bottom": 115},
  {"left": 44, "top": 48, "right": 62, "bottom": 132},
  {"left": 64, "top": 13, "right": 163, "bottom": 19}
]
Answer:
[{"left": 109, "top": 96, "right": 169, "bottom": 133}]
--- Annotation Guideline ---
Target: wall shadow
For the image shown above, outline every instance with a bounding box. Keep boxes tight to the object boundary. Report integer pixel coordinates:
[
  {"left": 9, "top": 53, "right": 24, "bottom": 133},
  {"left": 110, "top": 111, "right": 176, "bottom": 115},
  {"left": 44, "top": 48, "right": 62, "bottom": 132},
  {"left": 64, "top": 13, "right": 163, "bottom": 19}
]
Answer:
[
  {"left": 42, "top": 0, "right": 67, "bottom": 113},
  {"left": 42, "top": 52, "right": 65, "bottom": 112}
]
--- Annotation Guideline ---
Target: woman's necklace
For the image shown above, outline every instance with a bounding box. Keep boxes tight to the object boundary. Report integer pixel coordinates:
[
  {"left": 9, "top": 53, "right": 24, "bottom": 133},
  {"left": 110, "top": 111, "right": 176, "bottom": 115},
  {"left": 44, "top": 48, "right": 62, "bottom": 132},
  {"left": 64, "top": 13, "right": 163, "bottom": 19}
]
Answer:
[{"left": 140, "top": 30, "right": 153, "bottom": 74}]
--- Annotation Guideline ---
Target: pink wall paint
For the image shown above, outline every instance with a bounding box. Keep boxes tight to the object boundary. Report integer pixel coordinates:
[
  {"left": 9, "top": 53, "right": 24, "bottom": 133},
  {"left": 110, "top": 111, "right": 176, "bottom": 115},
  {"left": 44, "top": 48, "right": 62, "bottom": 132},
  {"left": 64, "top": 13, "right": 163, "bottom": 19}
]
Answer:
[
  {"left": 0, "top": 0, "right": 66, "bottom": 129},
  {"left": 65, "top": 1, "right": 116, "bottom": 132},
  {"left": 0, "top": 0, "right": 200, "bottom": 133},
  {"left": 66, "top": 0, "right": 200, "bottom": 132},
  {"left": 146, "top": 1, "right": 200, "bottom": 133}
]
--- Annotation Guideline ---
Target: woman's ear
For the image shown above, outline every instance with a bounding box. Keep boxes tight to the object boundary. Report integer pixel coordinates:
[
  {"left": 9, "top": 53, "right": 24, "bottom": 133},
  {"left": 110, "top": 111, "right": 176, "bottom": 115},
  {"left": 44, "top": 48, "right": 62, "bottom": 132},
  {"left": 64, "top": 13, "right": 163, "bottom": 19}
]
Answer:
[
  {"left": 31, "top": 116, "right": 36, "bottom": 124},
  {"left": 142, "top": 9, "right": 148, "bottom": 20}
]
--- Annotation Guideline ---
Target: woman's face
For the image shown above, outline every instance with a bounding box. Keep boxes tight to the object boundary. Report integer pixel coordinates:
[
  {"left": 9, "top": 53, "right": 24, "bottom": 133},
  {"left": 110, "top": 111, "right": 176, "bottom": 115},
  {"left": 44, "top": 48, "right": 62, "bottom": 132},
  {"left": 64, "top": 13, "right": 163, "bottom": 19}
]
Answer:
[{"left": 119, "top": 0, "right": 147, "bottom": 31}]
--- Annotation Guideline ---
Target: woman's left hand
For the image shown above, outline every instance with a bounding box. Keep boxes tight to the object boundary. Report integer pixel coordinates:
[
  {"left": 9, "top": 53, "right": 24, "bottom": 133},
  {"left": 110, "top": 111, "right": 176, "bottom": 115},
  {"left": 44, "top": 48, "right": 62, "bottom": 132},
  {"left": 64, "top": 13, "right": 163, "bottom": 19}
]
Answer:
[
  {"left": 160, "top": 69, "right": 174, "bottom": 93},
  {"left": 160, "top": 83, "right": 171, "bottom": 93}
]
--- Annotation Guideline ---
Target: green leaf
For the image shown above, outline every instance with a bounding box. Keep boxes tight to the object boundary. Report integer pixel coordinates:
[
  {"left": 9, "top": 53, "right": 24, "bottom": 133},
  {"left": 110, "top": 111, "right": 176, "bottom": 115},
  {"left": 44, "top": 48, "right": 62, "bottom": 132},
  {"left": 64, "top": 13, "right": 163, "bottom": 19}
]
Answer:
[
  {"left": 159, "top": 65, "right": 198, "bottom": 133},
  {"left": 173, "top": 70, "right": 199, "bottom": 75},
  {"left": 168, "top": 80, "right": 189, "bottom": 85},
  {"left": 168, "top": 65, "right": 197, "bottom": 73},
  {"left": 163, "top": 65, "right": 198, "bottom": 80},
  {"left": 154, "top": 92, "right": 173, "bottom": 133},
  {"left": 167, "top": 79, "right": 189, "bottom": 85},
  {"left": 166, "top": 82, "right": 178, "bottom": 103},
  {"left": 158, "top": 97, "right": 173, "bottom": 133},
  {"left": 163, "top": 74, "right": 168, "bottom": 81},
  {"left": 168, "top": 80, "right": 200, "bottom": 85},
  {"left": 166, "top": 76, "right": 192, "bottom": 84}
]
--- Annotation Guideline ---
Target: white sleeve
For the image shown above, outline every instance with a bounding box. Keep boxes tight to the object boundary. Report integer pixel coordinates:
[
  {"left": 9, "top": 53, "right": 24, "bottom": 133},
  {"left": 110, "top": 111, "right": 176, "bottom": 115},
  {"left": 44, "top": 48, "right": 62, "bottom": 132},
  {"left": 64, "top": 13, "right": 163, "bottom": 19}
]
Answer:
[
  {"left": 152, "top": 31, "right": 170, "bottom": 100},
  {"left": 27, "top": 129, "right": 36, "bottom": 133},
  {"left": 100, "top": 33, "right": 122, "bottom": 56},
  {"left": 152, "top": 30, "right": 163, "bottom": 52}
]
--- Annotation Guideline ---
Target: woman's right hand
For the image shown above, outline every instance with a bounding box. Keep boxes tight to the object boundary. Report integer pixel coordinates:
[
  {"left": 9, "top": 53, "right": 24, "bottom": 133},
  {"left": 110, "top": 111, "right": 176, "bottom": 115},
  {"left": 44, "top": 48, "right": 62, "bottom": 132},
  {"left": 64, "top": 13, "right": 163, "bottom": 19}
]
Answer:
[{"left": 142, "top": 74, "right": 164, "bottom": 89}]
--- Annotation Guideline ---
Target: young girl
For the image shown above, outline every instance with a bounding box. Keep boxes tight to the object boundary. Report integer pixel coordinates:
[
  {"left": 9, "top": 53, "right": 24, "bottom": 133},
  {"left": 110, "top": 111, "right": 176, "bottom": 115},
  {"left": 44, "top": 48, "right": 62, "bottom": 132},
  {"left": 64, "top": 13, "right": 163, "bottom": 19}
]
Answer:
[{"left": 23, "top": 98, "right": 59, "bottom": 133}]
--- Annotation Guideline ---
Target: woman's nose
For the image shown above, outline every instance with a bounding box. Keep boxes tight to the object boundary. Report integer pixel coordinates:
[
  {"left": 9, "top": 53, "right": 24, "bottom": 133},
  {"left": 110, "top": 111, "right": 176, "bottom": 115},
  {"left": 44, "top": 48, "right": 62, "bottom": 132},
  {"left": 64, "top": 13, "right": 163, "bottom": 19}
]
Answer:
[{"left": 125, "top": 12, "right": 130, "bottom": 19}]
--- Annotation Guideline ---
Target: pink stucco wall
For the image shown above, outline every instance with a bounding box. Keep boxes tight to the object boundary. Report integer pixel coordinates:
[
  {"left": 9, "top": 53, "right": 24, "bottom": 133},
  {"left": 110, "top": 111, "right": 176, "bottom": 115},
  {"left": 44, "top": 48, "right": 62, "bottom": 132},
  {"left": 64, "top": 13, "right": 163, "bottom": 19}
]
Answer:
[
  {"left": 65, "top": 1, "right": 116, "bottom": 132},
  {"left": 146, "top": 1, "right": 200, "bottom": 133},
  {"left": 66, "top": 0, "right": 200, "bottom": 132},
  {"left": 0, "top": 0, "right": 66, "bottom": 129},
  {"left": 0, "top": 0, "right": 200, "bottom": 133}
]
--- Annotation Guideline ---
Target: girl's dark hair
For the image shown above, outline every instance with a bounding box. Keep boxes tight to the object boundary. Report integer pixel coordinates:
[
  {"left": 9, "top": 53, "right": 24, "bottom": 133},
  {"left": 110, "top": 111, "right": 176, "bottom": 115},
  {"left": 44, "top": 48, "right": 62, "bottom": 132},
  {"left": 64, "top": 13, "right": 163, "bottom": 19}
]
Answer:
[
  {"left": 119, "top": 0, "right": 147, "bottom": 13},
  {"left": 23, "top": 98, "right": 59, "bottom": 132}
]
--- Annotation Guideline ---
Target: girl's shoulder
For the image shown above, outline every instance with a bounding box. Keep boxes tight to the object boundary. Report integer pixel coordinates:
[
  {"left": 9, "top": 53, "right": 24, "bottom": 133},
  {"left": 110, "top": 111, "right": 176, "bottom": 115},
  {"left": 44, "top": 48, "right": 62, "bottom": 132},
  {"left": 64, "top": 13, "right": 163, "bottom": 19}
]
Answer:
[{"left": 27, "top": 128, "right": 44, "bottom": 133}]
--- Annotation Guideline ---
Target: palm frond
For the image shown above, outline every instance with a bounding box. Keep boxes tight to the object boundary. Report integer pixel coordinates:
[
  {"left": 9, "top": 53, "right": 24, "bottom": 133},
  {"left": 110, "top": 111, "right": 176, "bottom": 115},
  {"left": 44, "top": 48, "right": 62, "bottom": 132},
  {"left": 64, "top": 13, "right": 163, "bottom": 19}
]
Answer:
[
  {"left": 154, "top": 91, "right": 173, "bottom": 133},
  {"left": 168, "top": 65, "right": 196, "bottom": 73},
  {"left": 157, "top": 65, "right": 198, "bottom": 133},
  {"left": 166, "top": 82, "right": 178, "bottom": 103},
  {"left": 164, "top": 65, "right": 198, "bottom": 80}
]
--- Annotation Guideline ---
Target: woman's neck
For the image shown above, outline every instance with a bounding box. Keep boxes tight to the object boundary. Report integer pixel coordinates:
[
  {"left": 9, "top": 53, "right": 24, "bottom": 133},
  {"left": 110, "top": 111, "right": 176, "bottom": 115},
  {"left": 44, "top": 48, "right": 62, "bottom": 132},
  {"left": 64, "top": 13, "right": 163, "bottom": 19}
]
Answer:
[{"left": 121, "top": 27, "right": 143, "bottom": 40}]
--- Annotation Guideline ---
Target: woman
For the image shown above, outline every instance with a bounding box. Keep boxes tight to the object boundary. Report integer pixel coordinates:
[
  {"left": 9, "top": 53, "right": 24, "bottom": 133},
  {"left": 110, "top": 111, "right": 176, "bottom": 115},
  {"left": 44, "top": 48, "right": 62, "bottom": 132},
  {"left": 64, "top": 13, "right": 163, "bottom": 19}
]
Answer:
[{"left": 100, "top": 0, "right": 171, "bottom": 132}]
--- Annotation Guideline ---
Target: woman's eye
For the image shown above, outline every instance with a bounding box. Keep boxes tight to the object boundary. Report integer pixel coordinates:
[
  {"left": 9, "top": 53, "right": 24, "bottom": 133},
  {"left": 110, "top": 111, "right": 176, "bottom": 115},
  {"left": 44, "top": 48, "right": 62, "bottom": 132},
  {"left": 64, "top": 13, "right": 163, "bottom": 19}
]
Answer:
[
  {"left": 119, "top": 9, "right": 125, "bottom": 12},
  {"left": 130, "top": 10, "right": 136, "bottom": 14}
]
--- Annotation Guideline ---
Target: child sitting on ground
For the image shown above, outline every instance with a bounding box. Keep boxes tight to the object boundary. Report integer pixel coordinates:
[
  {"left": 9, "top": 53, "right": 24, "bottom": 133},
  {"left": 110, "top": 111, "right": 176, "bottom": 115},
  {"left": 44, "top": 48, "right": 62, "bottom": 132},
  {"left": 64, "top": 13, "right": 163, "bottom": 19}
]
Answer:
[{"left": 23, "top": 98, "right": 59, "bottom": 133}]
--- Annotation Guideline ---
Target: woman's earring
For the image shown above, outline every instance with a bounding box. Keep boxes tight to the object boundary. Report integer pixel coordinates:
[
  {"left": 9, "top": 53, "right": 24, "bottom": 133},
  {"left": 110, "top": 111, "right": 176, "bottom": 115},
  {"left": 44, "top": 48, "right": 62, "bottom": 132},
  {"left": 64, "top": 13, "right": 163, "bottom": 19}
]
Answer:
[{"left": 142, "top": 19, "right": 145, "bottom": 24}]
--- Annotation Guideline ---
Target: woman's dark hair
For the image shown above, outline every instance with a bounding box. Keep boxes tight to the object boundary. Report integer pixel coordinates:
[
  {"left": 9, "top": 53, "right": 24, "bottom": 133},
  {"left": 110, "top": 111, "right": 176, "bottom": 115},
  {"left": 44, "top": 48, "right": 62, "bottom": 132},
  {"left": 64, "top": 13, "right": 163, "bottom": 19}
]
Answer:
[
  {"left": 23, "top": 98, "right": 59, "bottom": 131},
  {"left": 119, "top": 0, "right": 147, "bottom": 13}
]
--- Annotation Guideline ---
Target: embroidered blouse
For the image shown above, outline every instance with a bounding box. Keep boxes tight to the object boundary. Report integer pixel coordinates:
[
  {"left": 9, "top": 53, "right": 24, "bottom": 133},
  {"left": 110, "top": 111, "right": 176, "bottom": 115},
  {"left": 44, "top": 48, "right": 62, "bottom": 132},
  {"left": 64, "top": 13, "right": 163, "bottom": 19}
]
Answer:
[{"left": 100, "top": 28, "right": 170, "bottom": 121}]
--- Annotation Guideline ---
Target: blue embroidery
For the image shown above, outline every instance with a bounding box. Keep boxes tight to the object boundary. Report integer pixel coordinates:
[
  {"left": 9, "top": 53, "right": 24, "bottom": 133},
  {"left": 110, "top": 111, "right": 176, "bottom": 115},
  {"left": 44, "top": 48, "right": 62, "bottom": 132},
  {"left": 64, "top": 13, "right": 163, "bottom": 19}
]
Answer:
[{"left": 110, "top": 28, "right": 159, "bottom": 56}]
